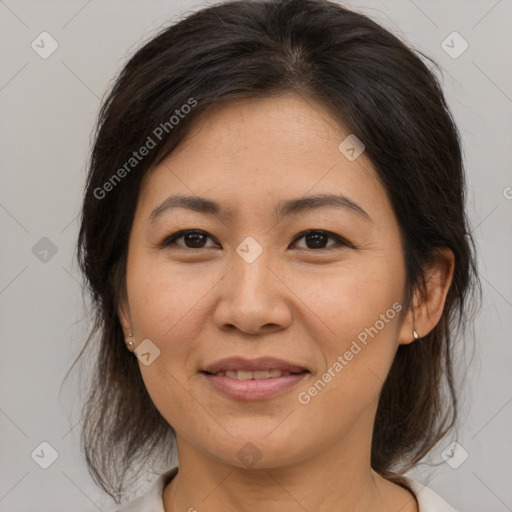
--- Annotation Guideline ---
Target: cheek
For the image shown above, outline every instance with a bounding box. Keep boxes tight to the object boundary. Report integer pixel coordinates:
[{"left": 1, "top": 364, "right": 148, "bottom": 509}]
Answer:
[
  {"left": 300, "top": 260, "right": 405, "bottom": 404},
  {"left": 127, "top": 255, "right": 217, "bottom": 344},
  {"left": 127, "top": 245, "right": 405, "bottom": 357},
  {"left": 300, "top": 258, "right": 404, "bottom": 339},
  {"left": 125, "top": 257, "right": 214, "bottom": 428},
  {"left": 292, "top": 271, "right": 403, "bottom": 436}
]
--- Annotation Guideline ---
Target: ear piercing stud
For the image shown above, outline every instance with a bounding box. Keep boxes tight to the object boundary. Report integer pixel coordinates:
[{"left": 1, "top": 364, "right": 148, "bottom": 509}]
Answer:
[{"left": 125, "top": 332, "right": 135, "bottom": 350}]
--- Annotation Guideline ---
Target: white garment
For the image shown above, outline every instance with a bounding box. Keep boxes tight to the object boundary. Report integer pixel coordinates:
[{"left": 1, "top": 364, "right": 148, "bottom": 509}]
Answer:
[{"left": 111, "top": 466, "right": 457, "bottom": 512}]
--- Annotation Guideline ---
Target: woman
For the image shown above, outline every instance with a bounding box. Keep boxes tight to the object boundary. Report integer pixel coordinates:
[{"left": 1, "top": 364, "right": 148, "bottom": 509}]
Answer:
[{"left": 74, "top": 0, "right": 480, "bottom": 510}]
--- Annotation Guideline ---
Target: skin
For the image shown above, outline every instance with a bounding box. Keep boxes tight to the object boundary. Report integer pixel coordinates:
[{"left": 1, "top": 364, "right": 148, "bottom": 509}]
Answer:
[{"left": 118, "top": 93, "right": 454, "bottom": 512}]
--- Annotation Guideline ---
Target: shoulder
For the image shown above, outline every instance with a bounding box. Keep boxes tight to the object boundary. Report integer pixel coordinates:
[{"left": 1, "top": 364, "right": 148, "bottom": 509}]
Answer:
[
  {"left": 107, "top": 467, "right": 179, "bottom": 512},
  {"left": 404, "top": 477, "right": 459, "bottom": 512}
]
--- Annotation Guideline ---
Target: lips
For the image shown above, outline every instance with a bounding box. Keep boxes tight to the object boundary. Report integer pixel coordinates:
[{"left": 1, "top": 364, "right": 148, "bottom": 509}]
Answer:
[
  {"left": 202, "top": 356, "right": 309, "bottom": 375},
  {"left": 211, "top": 369, "right": 300, "bottom": 380}
]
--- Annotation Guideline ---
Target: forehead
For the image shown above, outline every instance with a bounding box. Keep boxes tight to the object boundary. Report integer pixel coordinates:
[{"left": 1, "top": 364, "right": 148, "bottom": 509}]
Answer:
[
  {"left": 167, "top": 94, "right": 368, "bottom": 166},
  {"left": 137, "top": 94, "right": 389, "bottom": 224}
]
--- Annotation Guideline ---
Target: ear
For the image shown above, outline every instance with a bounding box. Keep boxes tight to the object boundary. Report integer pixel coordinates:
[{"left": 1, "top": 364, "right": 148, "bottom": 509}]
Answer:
[
  {"left": 113, "top": 264, "right": 132, "bottom": 336},
  {"left": 398, "top": 247, "right": 455, "bottom": 345},
  {"left": 117, "top": 295, "right": 132, "bottom": 337}
]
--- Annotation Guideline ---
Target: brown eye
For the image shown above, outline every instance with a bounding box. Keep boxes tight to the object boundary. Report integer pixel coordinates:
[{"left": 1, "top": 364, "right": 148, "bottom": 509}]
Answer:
[
  {"left": 162, "top": 230, "right": 217, "bottom": 249},
  {"left": 291, "top": 230, "right": 349, "bottom": 250},
  {"left": 161, "top": 229, "right": 351, "bottom": 251}
]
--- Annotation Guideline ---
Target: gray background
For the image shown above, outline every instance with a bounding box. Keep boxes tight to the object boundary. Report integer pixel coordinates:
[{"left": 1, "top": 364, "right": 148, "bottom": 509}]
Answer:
[{"left": 1, "top": 0, "right": 511, "bottom": 510}]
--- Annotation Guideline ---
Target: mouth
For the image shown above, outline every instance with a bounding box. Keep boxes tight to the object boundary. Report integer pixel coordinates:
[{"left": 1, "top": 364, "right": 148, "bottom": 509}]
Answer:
[
  {"left": 201, "top": 369, "right": 309, "bottom": 379},
  {"left": 201, "top": 356, "right": 310, "bottom": 375},
  {"left": 200, "top": 356, "right": 310, "bottom": 400},
  {"left": 200, "top": 367, "right": 310, "bottom": 400}
]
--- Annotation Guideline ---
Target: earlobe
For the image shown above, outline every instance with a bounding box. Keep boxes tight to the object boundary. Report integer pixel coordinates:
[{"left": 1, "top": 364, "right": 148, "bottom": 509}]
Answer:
[
  {"left": 398, "top": 299, "right": 421, "bottom": 346},
  {"left": 110, "top": 260, "right": 132, "bottom": 336},
  {"left": 118, "top": 300, "right": 137, "bottom": 352},
  {"left": 117, "top": 297, "right": 132, "bottom": 337},
  {"left": 112, "top": 264, "right": 136, "bottom": 351},
  {"left": 398, "top": 248, "right": 455, "bottom": 345}
]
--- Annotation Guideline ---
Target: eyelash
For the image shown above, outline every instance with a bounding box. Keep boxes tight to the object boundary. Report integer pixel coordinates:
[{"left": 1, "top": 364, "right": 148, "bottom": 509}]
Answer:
[{"left": 161, "top": 229, "right": 353, "bottom": 251}]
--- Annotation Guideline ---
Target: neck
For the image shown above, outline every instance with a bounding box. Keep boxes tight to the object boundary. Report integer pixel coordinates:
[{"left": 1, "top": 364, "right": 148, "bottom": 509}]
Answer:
[{"left": 162, "top": 433, "right": 418, "bottom": 512}]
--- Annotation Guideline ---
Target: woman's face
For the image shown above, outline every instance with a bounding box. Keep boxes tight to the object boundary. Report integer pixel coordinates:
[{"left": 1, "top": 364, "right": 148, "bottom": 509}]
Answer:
[{"left": 119, "top": 93, "right": 416, "bottom": 469}]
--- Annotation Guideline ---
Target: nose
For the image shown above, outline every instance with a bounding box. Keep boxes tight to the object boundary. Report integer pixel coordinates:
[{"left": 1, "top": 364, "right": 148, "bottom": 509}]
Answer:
[{"left": 212, "top": 246, "right": 293, "bottom": 336}]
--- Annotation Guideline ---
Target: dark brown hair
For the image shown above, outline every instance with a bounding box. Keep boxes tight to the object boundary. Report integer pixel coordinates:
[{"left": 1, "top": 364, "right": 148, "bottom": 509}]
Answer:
[{"left": 70, "top": 0, "right": 480, "bottom": 502}]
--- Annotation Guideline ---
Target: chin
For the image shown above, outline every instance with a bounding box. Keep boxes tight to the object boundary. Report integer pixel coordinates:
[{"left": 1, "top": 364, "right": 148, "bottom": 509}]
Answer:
[{"left": 202, "top": 434, "right": 307, "bottom": 470}]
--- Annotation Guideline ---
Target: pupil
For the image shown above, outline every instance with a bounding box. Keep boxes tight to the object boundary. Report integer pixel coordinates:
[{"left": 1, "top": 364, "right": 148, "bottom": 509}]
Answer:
[
  {"left": 186, "top": 233, "right": 205, "bottom": 247},
  {"left": 306, "top": 232, "right": 326, "bottom": 248}
]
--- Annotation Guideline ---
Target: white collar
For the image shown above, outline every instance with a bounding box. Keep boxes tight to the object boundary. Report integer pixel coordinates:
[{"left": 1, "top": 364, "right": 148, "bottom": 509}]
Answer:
[{"left": 114, "top": 467, "right": 458, "bottom": 512}]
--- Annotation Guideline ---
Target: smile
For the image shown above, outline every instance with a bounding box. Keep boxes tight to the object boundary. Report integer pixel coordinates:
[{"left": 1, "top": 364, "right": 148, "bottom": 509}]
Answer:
[{"left": 201, "top": 370, "right": 309, "bottom": 400}]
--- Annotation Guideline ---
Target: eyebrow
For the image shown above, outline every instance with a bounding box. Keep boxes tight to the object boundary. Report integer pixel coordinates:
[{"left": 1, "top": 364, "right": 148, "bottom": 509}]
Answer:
[{"left": 149, "top": 192, "right": 372, "bottom": 224}]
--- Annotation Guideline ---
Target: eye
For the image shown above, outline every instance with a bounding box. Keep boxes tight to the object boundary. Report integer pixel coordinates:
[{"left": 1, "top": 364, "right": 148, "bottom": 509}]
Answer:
[
  {"left": 291, "top": 230, "right": 350, "bottom": 250},
  {"left": 161, "top": 230, "right": 218, "bottom": 249},
  {"left": 161, "top": 229, "right": 351, "bottom": 251}
]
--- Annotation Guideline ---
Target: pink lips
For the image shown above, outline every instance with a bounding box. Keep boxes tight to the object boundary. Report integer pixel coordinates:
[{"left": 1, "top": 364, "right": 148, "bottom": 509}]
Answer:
[
  {"left": 202, "top": 371, "right": 308, "bottom": 400},
  {"left": 201, "top": 356, "right": 310, "bottom": 400}
]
